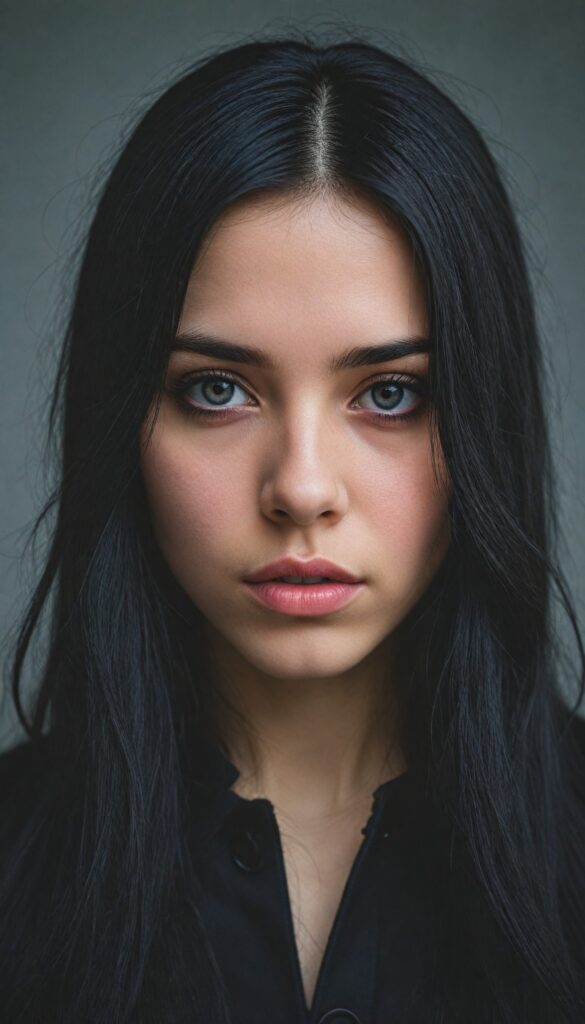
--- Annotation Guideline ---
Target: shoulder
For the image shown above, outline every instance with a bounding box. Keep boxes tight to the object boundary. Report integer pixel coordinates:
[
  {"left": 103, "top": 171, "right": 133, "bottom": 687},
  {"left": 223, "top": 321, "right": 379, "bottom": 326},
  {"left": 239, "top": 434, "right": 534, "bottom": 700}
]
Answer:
[
  {"left": 0, "top": 735, "right": 37, "bottom": 763},
  {"left": 0, "top": 735, "right": 51, "bottom": 815},
  {"left": 0, "top": 736, "right": 57, "bottom": 871},
  {"left": 558, "top": 709, "right": 585, "bottom": 835},
  {"left": 0, "top": 734, "right": 43, "bottom": 774},
  {"left": 562, "top": 709, "right": 585, "bottom": 766}
]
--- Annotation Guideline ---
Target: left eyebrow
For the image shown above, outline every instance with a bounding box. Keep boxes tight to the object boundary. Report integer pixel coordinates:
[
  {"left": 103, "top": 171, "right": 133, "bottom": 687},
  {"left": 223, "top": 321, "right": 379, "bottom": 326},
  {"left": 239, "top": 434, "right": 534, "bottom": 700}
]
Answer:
[{"left": 172, "top": 329, "right": 431, "bottom": 371}]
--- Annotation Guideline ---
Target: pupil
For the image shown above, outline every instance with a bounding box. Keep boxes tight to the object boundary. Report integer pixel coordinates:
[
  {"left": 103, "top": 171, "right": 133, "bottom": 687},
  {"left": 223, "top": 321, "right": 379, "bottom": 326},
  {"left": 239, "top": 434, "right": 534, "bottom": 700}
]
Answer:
[
  {"left": 204, "top": 380, "right": 232, "bottom": 405},
  {"left": 375, "top": 383, "right": 401, "bottom": 410}
]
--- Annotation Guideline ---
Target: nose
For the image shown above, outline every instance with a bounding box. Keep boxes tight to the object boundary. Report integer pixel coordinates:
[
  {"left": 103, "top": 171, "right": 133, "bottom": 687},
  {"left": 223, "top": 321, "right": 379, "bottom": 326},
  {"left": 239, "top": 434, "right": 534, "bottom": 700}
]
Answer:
[{"left": 259, "top": 406, "right": 349, "bottom": 527}]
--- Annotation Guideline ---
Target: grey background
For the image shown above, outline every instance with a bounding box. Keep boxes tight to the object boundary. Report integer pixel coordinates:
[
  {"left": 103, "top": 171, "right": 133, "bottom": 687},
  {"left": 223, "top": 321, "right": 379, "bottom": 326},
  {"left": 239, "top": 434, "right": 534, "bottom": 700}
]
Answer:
[{"left": 1, "top": 0, "right": 584, "bottom": 747}]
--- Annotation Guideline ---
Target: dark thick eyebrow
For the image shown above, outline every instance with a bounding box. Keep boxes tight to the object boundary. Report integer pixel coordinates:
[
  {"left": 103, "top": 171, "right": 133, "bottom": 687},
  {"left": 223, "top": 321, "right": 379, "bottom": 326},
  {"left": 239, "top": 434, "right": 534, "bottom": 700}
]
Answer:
[{"left": 172, "top": 329, "right": 431, "bottom": 371}]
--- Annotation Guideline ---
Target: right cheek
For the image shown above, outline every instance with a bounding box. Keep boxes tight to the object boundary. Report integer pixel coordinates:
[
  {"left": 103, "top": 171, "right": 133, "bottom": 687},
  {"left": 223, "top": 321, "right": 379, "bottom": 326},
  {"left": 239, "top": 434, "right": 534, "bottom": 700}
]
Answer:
[
  {"left": 149, "top": 491, "right": 214, "bottom": 560},
  {"left": 142, "top": 445, "right": 240, "bottom": 543}
]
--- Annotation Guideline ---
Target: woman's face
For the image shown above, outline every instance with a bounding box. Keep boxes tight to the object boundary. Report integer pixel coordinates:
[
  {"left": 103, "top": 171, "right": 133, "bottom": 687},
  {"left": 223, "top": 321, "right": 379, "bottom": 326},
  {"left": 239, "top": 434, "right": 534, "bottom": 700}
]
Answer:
[{"left": 140, "top": 192, "right": 451, "bottom": 682}]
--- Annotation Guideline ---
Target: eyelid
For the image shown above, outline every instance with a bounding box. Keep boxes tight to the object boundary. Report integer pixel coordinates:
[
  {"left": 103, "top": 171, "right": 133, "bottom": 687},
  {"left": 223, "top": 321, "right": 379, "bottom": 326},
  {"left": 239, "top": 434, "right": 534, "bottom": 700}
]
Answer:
[{"left": 169, "top": 369, "right": 255, "bottom": 408}]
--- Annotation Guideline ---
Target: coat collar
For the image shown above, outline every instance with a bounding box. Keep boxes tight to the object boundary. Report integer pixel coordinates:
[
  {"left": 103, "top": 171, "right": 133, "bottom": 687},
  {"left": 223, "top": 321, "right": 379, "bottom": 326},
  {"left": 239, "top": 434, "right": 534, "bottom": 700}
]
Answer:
[
  {"left": 186, "top": 730, "right": 410, "bottom": 793},
  {"left": 186, "top": 731, "right": 241, "bottom": 792},
  {"left": 184, "top": 731, "right": 414, "bottom": 837}
]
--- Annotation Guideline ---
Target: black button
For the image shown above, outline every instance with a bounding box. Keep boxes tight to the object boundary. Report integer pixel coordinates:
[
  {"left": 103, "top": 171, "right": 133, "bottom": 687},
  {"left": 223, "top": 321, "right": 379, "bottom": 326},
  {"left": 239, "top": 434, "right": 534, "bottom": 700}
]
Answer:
[
  {"left": 317, "top": 1011, "right": 361, "bottom": 1024},
  {"left": 230, "top": 829, "right": 264, "bottom": 872}
]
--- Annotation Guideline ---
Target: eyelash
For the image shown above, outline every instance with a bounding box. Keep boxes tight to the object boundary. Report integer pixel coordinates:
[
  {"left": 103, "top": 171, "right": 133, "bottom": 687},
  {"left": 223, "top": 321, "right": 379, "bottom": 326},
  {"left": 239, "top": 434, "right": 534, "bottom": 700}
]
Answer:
[{"left": 167, "top": 370, "right": 429, "bottom": 426}]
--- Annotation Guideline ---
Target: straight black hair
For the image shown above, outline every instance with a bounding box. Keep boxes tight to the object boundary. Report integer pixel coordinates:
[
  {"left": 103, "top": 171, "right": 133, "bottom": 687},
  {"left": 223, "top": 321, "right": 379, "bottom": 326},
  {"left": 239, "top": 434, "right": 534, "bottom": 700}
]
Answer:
[{"left": 1, "top": 31, "right": 584, "bottom": 1023}]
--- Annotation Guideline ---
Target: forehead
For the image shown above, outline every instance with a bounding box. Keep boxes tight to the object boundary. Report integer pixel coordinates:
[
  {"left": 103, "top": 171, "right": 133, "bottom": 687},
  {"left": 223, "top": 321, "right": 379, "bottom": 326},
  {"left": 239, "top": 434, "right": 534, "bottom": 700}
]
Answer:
[{"left": 178, "top": 192, "right": 427, "bottom": 362}]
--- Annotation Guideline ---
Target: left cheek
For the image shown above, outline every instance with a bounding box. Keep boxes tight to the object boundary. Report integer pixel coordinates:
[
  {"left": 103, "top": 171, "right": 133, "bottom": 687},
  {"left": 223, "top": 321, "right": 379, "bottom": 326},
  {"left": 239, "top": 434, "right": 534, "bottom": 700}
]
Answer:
[
  {"left": 410, "top": 501, "right": 451, "bottom": 590},
  {"left": 371, "top": 471, "right": 450, "bottom": 575}
]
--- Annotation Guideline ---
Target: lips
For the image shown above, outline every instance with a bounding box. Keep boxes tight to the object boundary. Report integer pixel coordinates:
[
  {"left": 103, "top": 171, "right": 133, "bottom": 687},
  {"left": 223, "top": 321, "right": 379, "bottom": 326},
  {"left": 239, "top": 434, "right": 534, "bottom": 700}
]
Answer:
[{"left": 244, "top": 556, "right": 363, "bottom": 584}]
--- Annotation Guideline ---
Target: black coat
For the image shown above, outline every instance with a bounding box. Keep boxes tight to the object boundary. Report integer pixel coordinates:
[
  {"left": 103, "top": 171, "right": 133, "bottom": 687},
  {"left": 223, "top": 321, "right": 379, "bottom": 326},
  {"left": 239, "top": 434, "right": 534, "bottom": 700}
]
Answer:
[
  {"left": 186, "top": 736, "right": 445, "bottom": 1024},
  {"left": 1, "top": 717, "right": 584, "bottom": 1023}
]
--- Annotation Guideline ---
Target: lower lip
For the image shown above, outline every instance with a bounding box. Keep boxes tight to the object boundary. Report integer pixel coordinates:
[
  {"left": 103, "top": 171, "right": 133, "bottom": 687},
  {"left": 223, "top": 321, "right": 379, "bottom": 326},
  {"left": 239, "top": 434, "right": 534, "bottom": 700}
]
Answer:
[{"left": 243, "top": 580, "right": 365, "bottom": 616}]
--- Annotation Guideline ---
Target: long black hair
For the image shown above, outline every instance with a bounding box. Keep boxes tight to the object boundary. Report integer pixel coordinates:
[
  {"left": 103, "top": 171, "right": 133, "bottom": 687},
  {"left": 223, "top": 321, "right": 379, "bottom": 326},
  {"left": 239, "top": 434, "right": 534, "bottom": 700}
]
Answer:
[{"left": 1, "top": 30, "right": 584, "bottom": 1024}]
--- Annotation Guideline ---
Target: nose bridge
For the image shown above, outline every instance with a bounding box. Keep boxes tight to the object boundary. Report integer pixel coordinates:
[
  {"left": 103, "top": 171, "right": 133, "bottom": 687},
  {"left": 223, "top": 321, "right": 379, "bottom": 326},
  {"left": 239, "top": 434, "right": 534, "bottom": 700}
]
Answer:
[
  {"left": 261, "top": 392, "right": 347, "bottom": 522},
  {"left": 274, "top": 390, "right": 340, "bottom": 469}
]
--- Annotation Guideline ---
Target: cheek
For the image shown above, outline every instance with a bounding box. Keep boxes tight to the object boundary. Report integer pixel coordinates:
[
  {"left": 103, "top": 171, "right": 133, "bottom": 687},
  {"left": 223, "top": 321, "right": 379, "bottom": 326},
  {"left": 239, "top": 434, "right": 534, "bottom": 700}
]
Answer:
[
  {"left": 140, "top": 433, "right": 241, "bottom": 568},
  {"left": 361, "top": 444, "right": 450, "bottom": 589}
]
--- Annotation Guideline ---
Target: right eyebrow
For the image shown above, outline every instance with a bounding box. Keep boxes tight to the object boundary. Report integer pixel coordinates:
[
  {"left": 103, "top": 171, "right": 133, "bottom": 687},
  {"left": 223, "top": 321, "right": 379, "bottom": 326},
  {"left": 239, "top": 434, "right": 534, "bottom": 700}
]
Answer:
[{"left": 172, "top": 329, "right": 431, "bottom": 371}]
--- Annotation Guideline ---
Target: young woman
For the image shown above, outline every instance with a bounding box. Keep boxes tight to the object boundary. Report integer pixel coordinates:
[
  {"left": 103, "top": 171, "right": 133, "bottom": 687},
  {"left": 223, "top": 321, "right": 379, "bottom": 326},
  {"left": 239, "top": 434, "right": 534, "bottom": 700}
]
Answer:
[{"left": 0, "top": 33, "right": 583, "bottom": 1024}]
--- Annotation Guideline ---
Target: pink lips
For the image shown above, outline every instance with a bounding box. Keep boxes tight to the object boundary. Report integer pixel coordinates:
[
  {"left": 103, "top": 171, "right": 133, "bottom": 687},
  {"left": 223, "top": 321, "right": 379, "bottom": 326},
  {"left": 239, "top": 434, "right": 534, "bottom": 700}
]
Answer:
[
  {"left": 244, "top": 579, "right": 365, "bottom": 616},
  {"left": 243, "top": 555, "right": 365, "bottom": 617},
  {"left": 244, "top": 556, "right": 363, "bottom": 584}
]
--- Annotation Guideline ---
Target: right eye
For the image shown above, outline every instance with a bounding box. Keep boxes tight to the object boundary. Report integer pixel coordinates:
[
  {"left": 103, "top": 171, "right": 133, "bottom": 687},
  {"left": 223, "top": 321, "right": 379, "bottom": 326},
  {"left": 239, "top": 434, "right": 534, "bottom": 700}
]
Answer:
[{"left": 168, "top": 370, "right": 253, "bottom": 418}]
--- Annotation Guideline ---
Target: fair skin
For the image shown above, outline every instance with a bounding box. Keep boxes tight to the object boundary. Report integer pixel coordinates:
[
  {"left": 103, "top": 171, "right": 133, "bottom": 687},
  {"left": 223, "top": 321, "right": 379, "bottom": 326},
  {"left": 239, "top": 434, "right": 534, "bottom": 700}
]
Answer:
[{"left": 140, "top": 190, "right": 451, "bottom": 1007}]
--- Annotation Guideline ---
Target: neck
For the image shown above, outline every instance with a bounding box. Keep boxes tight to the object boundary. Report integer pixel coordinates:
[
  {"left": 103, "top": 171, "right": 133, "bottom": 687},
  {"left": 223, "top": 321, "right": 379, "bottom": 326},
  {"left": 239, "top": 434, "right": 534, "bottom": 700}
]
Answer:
[{"left": 204, "top": 632, "right": 406, "bottom": 819}]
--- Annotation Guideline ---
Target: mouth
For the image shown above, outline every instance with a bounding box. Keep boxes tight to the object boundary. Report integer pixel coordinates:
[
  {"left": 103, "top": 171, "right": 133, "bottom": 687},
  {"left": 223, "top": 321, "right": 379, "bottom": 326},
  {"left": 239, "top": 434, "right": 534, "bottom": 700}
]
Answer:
[
  {"left": 243, "top": 577, "right": 365, "bottom": 616},
  {"left": 244, "top": 556, "right": 364, "bottom": 585},
  {"left": 269, "top": 576, "right": 338, "bottom": 584}
]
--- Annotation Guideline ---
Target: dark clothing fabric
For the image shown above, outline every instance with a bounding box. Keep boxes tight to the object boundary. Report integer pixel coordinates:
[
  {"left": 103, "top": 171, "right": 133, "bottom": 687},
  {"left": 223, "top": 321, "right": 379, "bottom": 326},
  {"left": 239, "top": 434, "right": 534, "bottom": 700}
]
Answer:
[
  {"left": 0, "top": 734, "right": 445, "bottom": 1024},
  {"left": 2, "top": 715, "right": 583, "bottom": 1023},
  {"left": 185, "top": 736, "right": 444, "bottom": 1024}
]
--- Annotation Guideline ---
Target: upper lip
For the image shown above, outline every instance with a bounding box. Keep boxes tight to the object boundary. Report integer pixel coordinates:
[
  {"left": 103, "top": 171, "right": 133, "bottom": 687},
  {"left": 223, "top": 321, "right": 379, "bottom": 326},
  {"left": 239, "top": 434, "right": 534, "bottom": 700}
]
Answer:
[{"left": 244, "top": 557, "right": 364, "bottom": 584}]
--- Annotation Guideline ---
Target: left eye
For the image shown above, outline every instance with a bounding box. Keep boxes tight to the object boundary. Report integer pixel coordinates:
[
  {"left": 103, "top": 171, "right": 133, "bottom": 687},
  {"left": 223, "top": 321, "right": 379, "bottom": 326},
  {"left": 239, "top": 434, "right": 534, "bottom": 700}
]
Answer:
[{"left": 355, "top": 378, "right": 421, "bottom": 415}]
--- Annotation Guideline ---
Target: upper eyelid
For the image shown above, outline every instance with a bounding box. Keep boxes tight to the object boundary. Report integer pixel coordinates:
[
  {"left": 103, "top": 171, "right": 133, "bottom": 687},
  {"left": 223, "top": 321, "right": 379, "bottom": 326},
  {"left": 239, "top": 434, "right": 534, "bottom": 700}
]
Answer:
[{"left": 171, "top": 367, "right": 427, "bottom": 394}]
